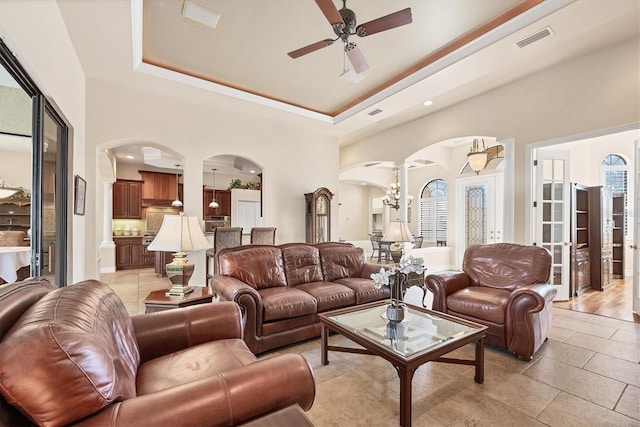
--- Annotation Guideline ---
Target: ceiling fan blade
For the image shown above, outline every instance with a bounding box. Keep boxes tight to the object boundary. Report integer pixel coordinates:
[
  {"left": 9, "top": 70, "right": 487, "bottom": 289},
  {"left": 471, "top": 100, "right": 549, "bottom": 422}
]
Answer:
[
  {"left": 315, "top": 0, "right": 344, "bottom": 25},
  {"left": 288, "top": 39, "right": 334, "bottom": 58},
  {"left": 346, "top": 45, "right": 369, "bottom": 73},
  {"left": 356, "top": 8, "right": 412, "bottom": 37}
]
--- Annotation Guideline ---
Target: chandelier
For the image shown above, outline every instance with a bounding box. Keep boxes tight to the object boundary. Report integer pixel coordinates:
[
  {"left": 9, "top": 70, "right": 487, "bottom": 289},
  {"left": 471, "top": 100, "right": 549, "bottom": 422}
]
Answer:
[{"left": 382, "top": 170, "right": 413, "bottom": 210}]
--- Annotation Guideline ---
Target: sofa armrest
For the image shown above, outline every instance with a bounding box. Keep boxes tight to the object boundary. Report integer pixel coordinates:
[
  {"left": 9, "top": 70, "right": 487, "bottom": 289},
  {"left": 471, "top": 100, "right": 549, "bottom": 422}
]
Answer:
[
  {"left": 211, "top": 275, "right": 265, "bottom": 353},
  {"left": 424, "top": 271, "right": 471, "bottom": 312},
  {"left": 72, "top": 353, "right": 315, "bottom": 427},
  {"left": 505, "top": 283, "right": 557, "bottom": 360},
  {"left": 360, "top": 262, "right": 387, "bottom": 279},
  {"left": 212, "top": 275, "right": 261, "bottom": 303},
  {"left": 508, "top": 283, "right": 557, "bottom": 310},
  {"left": 131, "top": 302, "right": 243, "bottom": 363}
]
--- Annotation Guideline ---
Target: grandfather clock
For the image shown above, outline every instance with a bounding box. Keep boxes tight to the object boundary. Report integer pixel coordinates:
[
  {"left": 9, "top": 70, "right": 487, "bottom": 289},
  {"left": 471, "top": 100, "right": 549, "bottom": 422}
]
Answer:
[{"left": 305, "top": 187, "right": 333, "bottom": 244}]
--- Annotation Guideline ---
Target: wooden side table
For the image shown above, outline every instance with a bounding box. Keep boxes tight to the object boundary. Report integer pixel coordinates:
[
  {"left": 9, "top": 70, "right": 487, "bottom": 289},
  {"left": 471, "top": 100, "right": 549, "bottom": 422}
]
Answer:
[{"left": 144, "top": 287, "right": 215, "bottom": 313}]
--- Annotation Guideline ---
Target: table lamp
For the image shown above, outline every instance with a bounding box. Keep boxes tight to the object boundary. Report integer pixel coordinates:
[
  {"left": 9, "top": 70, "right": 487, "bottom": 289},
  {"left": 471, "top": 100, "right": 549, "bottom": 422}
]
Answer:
[
  {"left": 148, "top": 213, "right": 209, "bottom": 297},
  {"left": 382, "top": 220, "right": 414, "bottom": 260}
]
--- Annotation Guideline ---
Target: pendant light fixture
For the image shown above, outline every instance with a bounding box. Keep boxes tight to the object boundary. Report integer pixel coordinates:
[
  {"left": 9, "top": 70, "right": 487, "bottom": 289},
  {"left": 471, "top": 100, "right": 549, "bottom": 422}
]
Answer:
[
  {"left": 171, "top": 164, "right": 183, "bottom": 208},
  {"left": 467, "top": 138, "right": 488, "bottom": 174},
  {"left": 208, "top": 168, "right": 219, "bottom": 209}
]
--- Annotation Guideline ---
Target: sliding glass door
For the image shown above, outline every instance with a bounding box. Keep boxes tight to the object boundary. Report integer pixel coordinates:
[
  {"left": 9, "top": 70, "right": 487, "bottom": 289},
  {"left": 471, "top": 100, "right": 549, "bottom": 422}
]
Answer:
[{"left": 1, "top": 39, "right": 69, "bottom": 287}]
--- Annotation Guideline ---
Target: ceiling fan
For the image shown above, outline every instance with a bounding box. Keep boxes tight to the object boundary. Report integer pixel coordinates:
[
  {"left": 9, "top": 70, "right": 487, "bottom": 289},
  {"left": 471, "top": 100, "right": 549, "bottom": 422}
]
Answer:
[{"left": 287, "top": 0, "right": 412, "bottom": 73}]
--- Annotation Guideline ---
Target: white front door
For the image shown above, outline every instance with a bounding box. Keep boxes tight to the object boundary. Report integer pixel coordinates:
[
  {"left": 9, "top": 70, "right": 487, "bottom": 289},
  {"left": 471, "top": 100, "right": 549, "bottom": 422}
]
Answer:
[
  {"left": 534, "top": 150, "right": 571, "bottom": 301},
  {"left": 633, "top": 138, "right": 640, "bottom": 315},
  {"left": 455, "top": 173, "right": 504, "bottom": 267}
]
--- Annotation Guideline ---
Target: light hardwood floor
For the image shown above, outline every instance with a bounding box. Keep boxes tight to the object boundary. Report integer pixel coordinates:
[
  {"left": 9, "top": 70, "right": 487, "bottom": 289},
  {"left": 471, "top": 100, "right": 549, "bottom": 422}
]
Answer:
[{"left": 554, "top": 277, "right": 639, "bottom": 323}]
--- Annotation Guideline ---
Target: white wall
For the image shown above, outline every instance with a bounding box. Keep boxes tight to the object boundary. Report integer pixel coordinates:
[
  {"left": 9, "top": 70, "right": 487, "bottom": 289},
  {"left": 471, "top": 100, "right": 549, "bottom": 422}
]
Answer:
[
  {"left": 0, "top": 0, "right": 88, "bottom": 282},
  {"left": 340, "top": 36, "right": 640, "bottom": 245},
  {"left": 0, "top": 150, "right": 31, "bottom": 189},
  {"left": 87, "top": 79, "right": 338, "bottom": 282}
]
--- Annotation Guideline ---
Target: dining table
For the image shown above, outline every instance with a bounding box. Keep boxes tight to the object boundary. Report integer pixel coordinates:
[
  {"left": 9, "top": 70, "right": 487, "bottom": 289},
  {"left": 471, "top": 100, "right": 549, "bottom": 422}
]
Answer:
[{"left": 0, "top": 246, "right": 31, "bottom": 283}]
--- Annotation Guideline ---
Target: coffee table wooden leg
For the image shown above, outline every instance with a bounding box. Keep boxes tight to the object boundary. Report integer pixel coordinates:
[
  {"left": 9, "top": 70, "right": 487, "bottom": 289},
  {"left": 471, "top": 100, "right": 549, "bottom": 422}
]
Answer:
[
  {"left": 474, "top": 337, "right": 485, "bottom": 384},
  {"left": 321, "top": 324, "right": 329, "bottom": 365},
  {"left": 398, "top": 366, "right": 412, "bottom": 427}
]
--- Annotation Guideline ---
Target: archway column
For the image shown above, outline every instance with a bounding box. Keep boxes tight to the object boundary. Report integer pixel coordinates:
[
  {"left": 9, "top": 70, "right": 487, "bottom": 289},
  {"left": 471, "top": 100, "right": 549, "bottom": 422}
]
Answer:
[
  {"left": 99, "top": 179, "right": 116, "bottom": 273},
  {"left": 398, "top": 163, "right": 410, "bottom": 223}
]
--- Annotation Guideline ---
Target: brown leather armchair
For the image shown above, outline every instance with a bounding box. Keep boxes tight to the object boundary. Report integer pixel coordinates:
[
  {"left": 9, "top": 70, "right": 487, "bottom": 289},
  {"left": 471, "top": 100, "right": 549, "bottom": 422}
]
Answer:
[
  {"left": 0, "top": 279, "right": 315, "bottom": 426},
  {"left": 425, "top": 243, "right": 556, "bottom": 360}
]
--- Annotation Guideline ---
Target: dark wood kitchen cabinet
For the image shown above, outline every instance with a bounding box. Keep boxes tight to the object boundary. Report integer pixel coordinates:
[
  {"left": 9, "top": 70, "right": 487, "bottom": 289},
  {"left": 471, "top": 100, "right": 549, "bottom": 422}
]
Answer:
[
  {"left": 113, "top": 179, "right": 142, "bottom": 219},
  {"left": 202, "top": 189, "right": 231, "bottom": 217},
  {"left": 139, "top": 171, "right": 178, "bottom": 206},
  {"left": 115, "top": 237, "right": 153, "bottom": 270}
]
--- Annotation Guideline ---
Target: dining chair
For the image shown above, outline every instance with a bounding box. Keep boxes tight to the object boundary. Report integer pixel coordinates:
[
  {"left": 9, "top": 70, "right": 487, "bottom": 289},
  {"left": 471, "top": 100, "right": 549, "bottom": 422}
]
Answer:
[
  {"left": 413, "top": 236, "right": 423, "bottom": 248},
  {"left": 369, "top": 233, "right": 381, "bottom": 260},
  {"left": 206, "top": 227, "right": 243, "bottom": 284},
  {"left": 250, "top": 227, "right": 276, "bottom": 245}
]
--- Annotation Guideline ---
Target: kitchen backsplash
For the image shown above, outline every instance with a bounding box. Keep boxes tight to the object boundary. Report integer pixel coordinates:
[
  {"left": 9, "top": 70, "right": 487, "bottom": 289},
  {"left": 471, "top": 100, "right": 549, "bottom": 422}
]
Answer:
[
  {"left": 112, "top": 207, "right": 179, "bottom": 235},
  {"left": 145, "top": 207, "right": 179, "bottom": 232}
]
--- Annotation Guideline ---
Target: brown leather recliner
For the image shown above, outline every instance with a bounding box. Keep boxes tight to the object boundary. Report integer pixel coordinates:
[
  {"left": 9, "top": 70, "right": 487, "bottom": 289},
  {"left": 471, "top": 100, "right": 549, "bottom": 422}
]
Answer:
[
  {"left": 425, "top": 243, "right": 557, "bottom": 360},
  {"left": 0, "top": 279, "right": 315, "bottom": 427}
]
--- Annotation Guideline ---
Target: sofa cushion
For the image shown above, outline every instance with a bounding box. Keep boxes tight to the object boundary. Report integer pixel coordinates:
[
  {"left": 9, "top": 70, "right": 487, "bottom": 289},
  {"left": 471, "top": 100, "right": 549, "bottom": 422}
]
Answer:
[
  {"left": 295, "top": 281, "right": 356, "bottom": 312},
  {"left": 446, "top": 287, "right": 510, "bottom": 324},
  {"left": 335, "top": 277, "right": 389, "bottom": 304},
  {"left": 0, "top": 281, "right": 140, "bottom": 427},
  {"left": 319, "top": 246, "right": 366, "bottom": 282},
  {"left": 281, "top": 244, "right": 324, "bottom": 286},
  {"left": 462, "top": 243, "right": 551, "bottom": 291},
  {"left": 219, "top": 246, "right": 287, "bottom": 290},
  {"left": 259, "top": 287, "right": 318, "bottom": 321},
  {"left": 137, "top": 338, "right": 256, "bottom": 395}
]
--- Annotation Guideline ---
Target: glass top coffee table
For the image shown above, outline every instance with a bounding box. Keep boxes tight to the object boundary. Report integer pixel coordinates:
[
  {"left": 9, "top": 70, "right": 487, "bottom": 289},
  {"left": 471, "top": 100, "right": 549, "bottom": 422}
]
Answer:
[{"left": 319, "top": 301, "right": 487, "bottom": 427}]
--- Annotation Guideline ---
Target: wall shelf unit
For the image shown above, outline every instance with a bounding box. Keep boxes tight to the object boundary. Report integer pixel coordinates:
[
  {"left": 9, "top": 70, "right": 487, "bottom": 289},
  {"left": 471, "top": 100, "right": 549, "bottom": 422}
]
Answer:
[{"left": 611, "top": 193, "right": 625, "bottom": 279}]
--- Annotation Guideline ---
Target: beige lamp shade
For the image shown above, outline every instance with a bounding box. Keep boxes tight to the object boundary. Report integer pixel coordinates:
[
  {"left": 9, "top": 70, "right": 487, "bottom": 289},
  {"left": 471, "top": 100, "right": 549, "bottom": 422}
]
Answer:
[
  {"left": 148, "top": 215, "right": 209, "bottom": 253},
  {"left": 382, "top": 220, "right": 414, "bottom": 243}
]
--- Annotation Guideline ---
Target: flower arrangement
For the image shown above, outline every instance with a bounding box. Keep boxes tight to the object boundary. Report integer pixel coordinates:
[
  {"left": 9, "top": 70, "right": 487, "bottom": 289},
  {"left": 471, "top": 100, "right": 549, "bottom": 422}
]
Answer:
[{"left": 371, "top": 255, "right": 425, "bottom": 322}]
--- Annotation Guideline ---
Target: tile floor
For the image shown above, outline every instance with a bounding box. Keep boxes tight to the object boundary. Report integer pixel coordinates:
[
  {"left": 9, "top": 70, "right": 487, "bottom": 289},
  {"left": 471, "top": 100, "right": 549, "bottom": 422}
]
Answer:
[{"left": 101, "top": 269, "right": 640, "bottom": 427}]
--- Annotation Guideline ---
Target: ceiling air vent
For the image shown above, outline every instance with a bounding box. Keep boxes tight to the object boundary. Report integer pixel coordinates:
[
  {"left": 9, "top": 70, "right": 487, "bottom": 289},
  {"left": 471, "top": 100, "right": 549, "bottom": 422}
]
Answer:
[
  {"left": 515, "top": 26, "right": 553, "bottom": 49},
  {"left": 368, "top": 108, "right": 383, "bottom": 116}
]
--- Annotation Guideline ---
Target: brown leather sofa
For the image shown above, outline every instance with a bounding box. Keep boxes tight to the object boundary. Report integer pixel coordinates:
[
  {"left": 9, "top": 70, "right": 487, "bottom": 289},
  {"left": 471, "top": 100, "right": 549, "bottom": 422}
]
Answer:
[
  {"left": 0, "top": 279, "right": 315, "bottom": 427},
  {"left": 212, "top": 242, "right": 389, "bottom": 354},
  {"left": 425, "top": 243, "right": 556, "bottom": 360}
]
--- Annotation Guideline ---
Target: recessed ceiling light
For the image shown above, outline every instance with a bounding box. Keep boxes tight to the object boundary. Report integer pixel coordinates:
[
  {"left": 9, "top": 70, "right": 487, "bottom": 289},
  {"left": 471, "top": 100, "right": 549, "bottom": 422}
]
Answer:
[
  {"left": 361, "top": 182, "right": 366, "bottom": 186},
  {"left": 182, "top": 0, "right": 220, "bottom": 29},
  {"left": 423, "top": 100, "right": 433, "bottom": 106},
  {"left": 126, "top": 155, "right": 134, "bottom": 159},
  {"left": 249, "top": 170, "right": 255, "bottom": 174}
]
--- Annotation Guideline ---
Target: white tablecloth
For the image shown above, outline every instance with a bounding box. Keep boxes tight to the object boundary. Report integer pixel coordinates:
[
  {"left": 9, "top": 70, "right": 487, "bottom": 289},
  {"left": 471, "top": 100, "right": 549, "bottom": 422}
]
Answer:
[{"left": 0, "top": 246, "right": 31, "bottom": 283}]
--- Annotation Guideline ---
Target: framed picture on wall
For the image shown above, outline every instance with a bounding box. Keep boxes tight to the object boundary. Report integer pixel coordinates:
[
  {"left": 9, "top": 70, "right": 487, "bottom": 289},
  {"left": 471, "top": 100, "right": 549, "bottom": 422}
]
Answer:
[{"left": 74, "top": 175, "right": 86, "bottom": 216}]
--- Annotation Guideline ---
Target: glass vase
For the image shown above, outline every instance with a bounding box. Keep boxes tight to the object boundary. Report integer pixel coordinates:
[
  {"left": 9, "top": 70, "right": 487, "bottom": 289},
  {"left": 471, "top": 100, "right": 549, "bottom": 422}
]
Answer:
[{"left": 386, "top": 272, "right": 406, "bottom": 322}]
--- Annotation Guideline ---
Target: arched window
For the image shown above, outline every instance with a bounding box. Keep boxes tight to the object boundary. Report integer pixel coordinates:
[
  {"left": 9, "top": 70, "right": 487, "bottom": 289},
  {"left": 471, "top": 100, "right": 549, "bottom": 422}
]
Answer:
[
  {"left": 601, "top": 154, "right": 629, "bottom": 237},
  {"left": 419, "top": 179, "right": 447, "bottom": 244}
]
